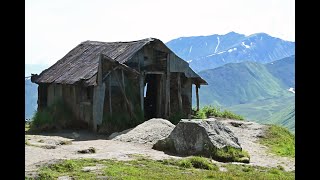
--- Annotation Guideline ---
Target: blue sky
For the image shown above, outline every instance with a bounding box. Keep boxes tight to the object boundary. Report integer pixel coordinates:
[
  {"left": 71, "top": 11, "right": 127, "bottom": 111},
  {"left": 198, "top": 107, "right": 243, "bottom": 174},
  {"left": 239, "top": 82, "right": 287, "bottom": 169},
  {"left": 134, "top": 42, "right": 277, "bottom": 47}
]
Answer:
[{"left": 26, "top": 0, "right": 294, "bottom": 66}]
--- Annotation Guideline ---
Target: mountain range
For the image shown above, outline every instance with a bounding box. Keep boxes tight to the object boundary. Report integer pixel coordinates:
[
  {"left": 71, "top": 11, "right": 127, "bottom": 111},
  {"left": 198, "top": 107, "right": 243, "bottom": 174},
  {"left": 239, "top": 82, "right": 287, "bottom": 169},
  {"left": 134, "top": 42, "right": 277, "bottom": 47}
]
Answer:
[{"left": 166, "top": 32, "right": 295, "bottom": 72}]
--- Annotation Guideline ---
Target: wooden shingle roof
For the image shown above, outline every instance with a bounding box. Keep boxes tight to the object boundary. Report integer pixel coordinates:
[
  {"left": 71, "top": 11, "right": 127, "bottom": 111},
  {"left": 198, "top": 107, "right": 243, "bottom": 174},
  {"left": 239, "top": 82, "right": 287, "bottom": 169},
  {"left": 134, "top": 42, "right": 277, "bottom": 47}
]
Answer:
[
  {"left": 32, "top": 38, "right": 153, "bottom": 86},
  {"left": 31, "top": 38, "right": 207, "bottom": 86}
]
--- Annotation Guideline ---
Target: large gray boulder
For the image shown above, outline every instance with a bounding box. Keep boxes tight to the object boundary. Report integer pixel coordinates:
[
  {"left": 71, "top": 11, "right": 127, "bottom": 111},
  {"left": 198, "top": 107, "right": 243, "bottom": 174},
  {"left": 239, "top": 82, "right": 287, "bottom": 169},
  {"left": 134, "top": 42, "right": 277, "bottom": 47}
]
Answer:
[{"left": 153, "top": 119, "right": 248, "bottom": 162}]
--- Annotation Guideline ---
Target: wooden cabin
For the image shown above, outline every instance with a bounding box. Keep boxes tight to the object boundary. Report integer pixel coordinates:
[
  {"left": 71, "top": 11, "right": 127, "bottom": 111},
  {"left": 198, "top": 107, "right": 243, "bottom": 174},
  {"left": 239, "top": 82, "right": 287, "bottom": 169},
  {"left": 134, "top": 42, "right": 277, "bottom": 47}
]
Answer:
[{"left": 31, "top": 38, "right": 207, "bottom": 132}]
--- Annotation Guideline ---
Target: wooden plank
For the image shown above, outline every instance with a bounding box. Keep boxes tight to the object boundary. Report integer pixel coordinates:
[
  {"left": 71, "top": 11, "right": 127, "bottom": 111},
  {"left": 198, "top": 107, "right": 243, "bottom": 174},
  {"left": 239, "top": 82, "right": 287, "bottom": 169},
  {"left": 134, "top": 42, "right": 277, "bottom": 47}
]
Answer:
[
  {"left": 92, "top": 83, "right": 106, "bottom": 132},
  {"left": 196, "top": 84, "right": 199, "bottom": 111},
  {"left": 177, "top": 73, "right": 182, "bottom": 112},
  {"left": 140, "top": 75, "right": 144, "bottom": 112},
  {"left": 157, "top": 74, "right": 163, "bottom": 117},
  {"left": 121, "top": 69, "right": 128, "bottom": 111},
  {"left": 109, "top": 73, "right": 112, "bottom": 116},
  {"left": 145, "top": 71, "right": 165, "bottom": 75},
  {"left": 165, "top": 53, "right": 170, "bottom": 117}
]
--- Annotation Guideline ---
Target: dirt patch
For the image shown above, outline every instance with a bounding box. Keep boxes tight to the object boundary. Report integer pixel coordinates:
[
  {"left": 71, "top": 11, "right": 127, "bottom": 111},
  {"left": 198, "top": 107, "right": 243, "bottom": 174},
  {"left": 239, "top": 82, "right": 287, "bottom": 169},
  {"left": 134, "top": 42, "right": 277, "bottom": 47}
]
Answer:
[{"left": 25, "top": 118, "right": 294, "bottom": 176}]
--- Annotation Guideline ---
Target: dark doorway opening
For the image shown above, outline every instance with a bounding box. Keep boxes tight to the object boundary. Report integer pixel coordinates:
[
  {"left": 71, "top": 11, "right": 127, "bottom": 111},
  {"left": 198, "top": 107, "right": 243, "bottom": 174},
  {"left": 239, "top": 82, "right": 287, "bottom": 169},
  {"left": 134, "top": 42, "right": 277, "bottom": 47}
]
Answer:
[{"left": 144, "top": 74, "right": 161, "bottom": 120}]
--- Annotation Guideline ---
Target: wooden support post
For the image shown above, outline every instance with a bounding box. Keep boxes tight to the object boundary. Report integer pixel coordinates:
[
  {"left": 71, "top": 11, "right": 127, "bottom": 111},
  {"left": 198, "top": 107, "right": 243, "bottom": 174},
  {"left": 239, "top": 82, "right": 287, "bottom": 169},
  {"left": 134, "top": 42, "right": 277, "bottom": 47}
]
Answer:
[
  {"left": 165, "top": 54, "right": 170, "bottom": 117},
  {"left": 157, "top": 74, "right": 163, "bottom": 117},
  {"left": 140, "top": 74, "right": 144, "bottom": 112},
  {"left": 121, "top": 69, "right": 127, "bottom": 112},
  {"left": 196, "top": 84, "right": 200, "bottom": 111},
  {"left": 109, "top": 74, "right": 112, "bottom": 116},
  {"left": 177, "top": 73, "right": 182, "bottom": 112}
]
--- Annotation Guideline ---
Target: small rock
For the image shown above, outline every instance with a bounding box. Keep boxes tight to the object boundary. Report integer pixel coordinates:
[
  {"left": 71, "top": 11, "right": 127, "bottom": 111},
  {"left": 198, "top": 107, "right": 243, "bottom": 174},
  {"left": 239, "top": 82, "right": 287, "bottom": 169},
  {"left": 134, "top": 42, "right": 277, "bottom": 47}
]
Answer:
[
  {"left": 77, "top": 147, "right": 96, "bottom": 154},
  {"left": 58, "top": 176, "right": 73, "bottom": 180},
  {"left": 82, "top": 166, "right": 103, "bottom": 172},
  {"left": 43, "top": 145, "right": 56, "bottom": 149},
  {"left": 238, "top": 157, "right": 250, "bottom": 163},
  {"left": 229, "top": 122, "right": 244, "bottom": 127}
]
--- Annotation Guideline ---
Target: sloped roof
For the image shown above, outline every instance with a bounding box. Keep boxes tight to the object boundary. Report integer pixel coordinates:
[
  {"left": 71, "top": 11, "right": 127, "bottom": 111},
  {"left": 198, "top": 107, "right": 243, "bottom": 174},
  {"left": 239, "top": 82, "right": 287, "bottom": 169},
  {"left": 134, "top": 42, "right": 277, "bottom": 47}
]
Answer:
[
  {"left": 32, "top": 38, "right": 153, "bottom": 85},
  {"left": 31, "top": 38, "right": 207, "bottom": 86}
]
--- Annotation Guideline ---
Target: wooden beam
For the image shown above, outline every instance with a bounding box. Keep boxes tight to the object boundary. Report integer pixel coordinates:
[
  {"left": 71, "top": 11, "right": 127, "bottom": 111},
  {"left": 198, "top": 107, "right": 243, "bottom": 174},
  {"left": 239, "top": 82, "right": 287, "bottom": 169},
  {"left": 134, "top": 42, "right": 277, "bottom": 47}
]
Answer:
[
  {"left": 157, "top": 74, "right": 163, "bottom": 117},
  {"left": 165, "top": 53, "right": 170, "bottom": 117},
  {"left": 109, "top": 73, "right": 112, "bottom": 116},
  {"left": 139, "top": 75, "right": 144, "bottom": 112},
  {"left": 177, "top": 73, "right": 182, "bottom": 112},
  {"left": 196, "top": 84, "right": 199, "bottom": 111},
  {"left": 145, "top": 71, "right": 165, "bottom": 75},
  {"left": 92, "top": 83, "right": 105, "bottom": 132},
  {"left": 102, "top": 66, "right": 120, "bottom": 82},
  {"left": 121, "top": 69, "right": 127, "bottom": 112}
]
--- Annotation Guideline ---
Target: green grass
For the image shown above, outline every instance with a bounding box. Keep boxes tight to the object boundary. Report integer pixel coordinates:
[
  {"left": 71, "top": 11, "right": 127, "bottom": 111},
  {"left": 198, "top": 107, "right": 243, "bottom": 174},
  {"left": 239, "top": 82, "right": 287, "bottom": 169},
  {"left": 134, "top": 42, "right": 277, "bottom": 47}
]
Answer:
[
  {"left": 25, "top": 123, "right": 30, "bottom": 133},
  {"left": 228, "top": 95, "right": 295, "bottom": 132},
  {"left": 30, "top": 99, "right": 74, "bottom": 131},
  {"left": 259, "top": 125, "right": 295, "bottom": 157},
  {"left": 212, "top": 146, "right": 250, "bottom": 163},
  {"left": 33, "top": 158, "right": 294, "bottom": 180},
  {"left": 192, "top": 105, "right": 244, "bottom": 120}
]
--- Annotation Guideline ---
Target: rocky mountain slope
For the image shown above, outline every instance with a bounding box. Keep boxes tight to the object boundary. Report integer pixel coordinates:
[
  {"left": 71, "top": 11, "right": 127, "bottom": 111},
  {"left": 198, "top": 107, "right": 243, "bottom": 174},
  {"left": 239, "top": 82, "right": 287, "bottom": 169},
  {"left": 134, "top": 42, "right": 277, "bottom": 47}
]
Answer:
[{"left": 166, "top": 32, "right": 295, "bottom": 72}]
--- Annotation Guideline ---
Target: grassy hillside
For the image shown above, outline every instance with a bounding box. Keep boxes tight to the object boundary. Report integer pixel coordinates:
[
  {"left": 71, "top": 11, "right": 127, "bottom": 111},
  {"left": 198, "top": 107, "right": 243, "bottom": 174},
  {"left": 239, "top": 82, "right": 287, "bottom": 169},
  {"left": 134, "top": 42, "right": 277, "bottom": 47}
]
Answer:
[
  {"left": 192, "top": 58, "right": 295, "bottom": 132},
  {"left": 195, "top": 61, "right": 289, "bottom": 107},
  {"left": 228, "top": 95, "right": 295, "bottom": 132},
  {"left": 265, "top": 55, "right": 295, "bottom": 88},
  {"left": 267, "top": 104, "right": 295, "bottom": 132}
]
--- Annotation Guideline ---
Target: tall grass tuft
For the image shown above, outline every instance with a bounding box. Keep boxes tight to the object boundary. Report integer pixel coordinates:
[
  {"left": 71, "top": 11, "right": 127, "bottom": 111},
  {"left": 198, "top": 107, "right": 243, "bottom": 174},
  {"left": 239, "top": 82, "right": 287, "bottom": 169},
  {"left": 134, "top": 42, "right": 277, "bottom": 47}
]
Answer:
[
  {"left": 30, "top": 99, "right": 74, "bottom": 131},
  {"left": 192, "top": 105, "right": 244, "bottom": 120}
]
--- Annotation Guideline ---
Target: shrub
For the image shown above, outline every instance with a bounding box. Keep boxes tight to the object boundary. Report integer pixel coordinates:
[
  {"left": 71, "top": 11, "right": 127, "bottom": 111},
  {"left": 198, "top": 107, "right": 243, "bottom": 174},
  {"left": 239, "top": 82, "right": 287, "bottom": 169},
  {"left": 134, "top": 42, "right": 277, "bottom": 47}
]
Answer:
[
  {"left": 192, "top": 105, "right": 244, "bottom": 121},
  {"left": 211, "top": 146, "right": 250, "bottom": 163},
  {"left": 186, "top": 156, "right": 218, "bottom": 170},
  {"left": 160, "top": 156, "right": 218, "bottom": 170},
  {"left": 49, "top": 160, "right": 79, "bottom": 172},
  {"left": 30, "top": 99, "right": 74, "bottom": 131}
]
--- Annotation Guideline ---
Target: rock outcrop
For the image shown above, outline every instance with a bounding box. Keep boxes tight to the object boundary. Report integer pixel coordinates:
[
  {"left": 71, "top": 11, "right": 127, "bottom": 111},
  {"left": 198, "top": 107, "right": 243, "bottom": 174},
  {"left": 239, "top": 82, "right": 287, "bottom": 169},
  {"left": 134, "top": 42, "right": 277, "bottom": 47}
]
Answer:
[
  {"left": 153, "top": 119, "right": 249, "bottom": 162},
  {"left": 109, "top": 118, "right": 175, "bottom": 145}
]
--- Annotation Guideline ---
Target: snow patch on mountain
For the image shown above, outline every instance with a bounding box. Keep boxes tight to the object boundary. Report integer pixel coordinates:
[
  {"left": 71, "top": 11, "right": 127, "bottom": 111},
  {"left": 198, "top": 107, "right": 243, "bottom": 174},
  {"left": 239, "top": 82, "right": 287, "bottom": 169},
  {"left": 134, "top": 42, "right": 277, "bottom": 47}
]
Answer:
[
  {"left": 214, "top": 36, "right": 220, "bottom": 53},
  {"left": 228, "top": 48, "right": 237, "bottom": 53},
  {"left": 242, "top": 42, "right": 250, "bottom": 48},
  {"left": 206, "top": 50, "right": 226, "bottom": 57},
  {"left": 288, "top": 88, "right": 295, "bottom": 94}
]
